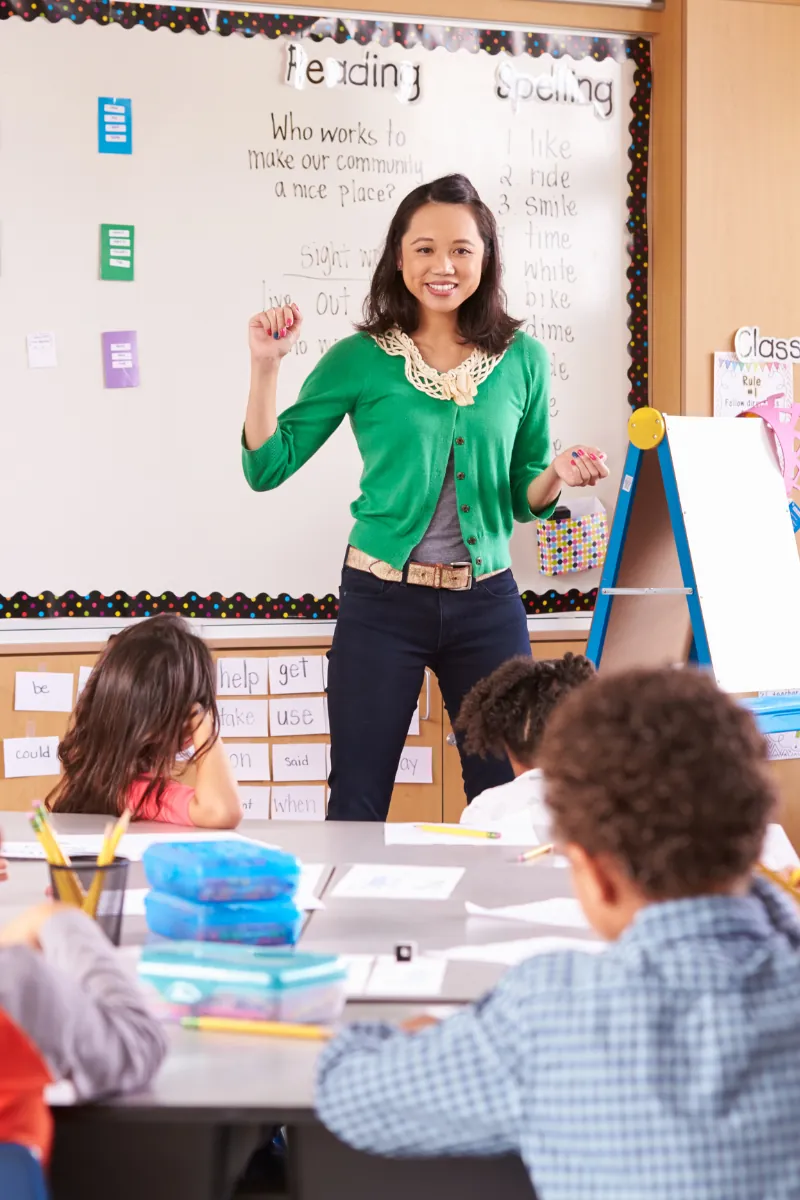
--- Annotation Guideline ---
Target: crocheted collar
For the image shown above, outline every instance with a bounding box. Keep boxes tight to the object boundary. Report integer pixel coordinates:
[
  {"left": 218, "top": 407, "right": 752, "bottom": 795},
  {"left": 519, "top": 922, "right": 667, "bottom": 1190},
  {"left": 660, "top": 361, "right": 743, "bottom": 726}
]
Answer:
[{"left": 371, "top": 327, "right": 504, "bottom": 407}]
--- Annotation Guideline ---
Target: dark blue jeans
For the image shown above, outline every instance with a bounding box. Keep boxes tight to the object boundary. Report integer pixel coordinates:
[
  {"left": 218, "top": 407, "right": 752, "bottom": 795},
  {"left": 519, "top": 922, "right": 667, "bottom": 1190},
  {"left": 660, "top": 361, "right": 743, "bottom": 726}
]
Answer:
[{"left": 326, "top": 566, "right": 531, "bottom": 821}]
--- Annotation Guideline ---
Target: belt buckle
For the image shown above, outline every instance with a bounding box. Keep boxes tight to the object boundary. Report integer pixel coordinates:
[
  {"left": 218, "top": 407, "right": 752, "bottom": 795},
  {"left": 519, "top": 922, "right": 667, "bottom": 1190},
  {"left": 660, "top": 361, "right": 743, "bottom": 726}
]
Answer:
[{"left": 450, "top": 561, "right": 473, "bottom": 591}]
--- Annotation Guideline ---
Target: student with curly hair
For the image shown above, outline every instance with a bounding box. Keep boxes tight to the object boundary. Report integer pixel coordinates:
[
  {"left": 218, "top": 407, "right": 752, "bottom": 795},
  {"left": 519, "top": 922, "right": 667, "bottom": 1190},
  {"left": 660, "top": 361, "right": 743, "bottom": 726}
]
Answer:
[
  {"left": 316, "top": 668, "right": 800, "bottom": 1200},
  {"left": 455, "top": 653, "right": 594, "bottom": 828}
]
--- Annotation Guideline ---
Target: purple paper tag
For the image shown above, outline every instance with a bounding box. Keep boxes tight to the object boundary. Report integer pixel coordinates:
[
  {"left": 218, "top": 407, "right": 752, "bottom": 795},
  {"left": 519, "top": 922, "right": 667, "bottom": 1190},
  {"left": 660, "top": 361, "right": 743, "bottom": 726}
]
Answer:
[{"left": 102, "top": 330, "right": 139, "bottom": 388}]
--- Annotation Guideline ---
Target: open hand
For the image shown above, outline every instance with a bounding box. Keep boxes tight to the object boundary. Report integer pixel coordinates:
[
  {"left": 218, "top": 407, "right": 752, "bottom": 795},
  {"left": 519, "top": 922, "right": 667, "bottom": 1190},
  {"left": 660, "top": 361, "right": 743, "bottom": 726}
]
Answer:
[
  {"left": 249, "top": 304, "right": 303, "bottom": 364},
  {"left": 553, "top": 446, "right": 609, "bottom": 488}
]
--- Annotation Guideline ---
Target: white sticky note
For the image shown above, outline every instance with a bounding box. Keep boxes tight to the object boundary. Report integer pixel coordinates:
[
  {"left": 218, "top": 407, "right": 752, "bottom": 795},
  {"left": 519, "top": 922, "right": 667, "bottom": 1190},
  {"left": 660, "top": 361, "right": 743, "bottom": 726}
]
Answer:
[
  {"left": 271, "top": 743, "right": 326, "bottom": 782},
  {"left": 465, "top": 897, "right": 589, "bottom": 930},
  {"left": 331, "top": 864, "right": 464, "bottom": 901},
  {"left": 217, "top": 699, "right": 268, "bottom": 737},
  {"left": 3, "top": 736, "right": 61, "bottom": 778},
  {"left": 408, "top": 704, "right": 420, "bottom": 737},
  {"left": 438, "top": 936, "right": 604, "bottom": 966},
  {"left": 395, "top": 746, "right": 433, "bottom": 784},
  {"left": 216, "top": 658, "right": 268, "bottom": 696},
  {"left": 238, "top": 785, "right": 271, "bottom": 819},
  {"left": 271, "top": 785, "right": 326, "bottom": 820},
  {"left": 365, "top": 956, "right": 446, "bottom": 998},
  {"left": 27, "top": 331, "right": 57, "bottom": 369},
  {"left": 14, "top": 672, "right": 74, "bottom": 713},
  {"left": 76, "top": 665, "right": 94, "bottom": 698},
  {"left": 761, "top": 823, "right": 800, "bottom": 871},
  {"left": 225, "top": 742, "right": 271, "bottom": 781},
  {"left": 268, "top": 655, "right": 324, "bottom": 695},
  {"left": 269, "top": 697, "right": 326, "bottom": 737}
]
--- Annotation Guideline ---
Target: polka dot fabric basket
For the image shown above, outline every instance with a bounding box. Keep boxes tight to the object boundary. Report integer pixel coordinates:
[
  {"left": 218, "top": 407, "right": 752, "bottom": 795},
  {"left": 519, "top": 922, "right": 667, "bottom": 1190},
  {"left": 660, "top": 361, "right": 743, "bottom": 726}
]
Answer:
[{"left": 537, "top": 499, "right": 609, "bottom": 577}]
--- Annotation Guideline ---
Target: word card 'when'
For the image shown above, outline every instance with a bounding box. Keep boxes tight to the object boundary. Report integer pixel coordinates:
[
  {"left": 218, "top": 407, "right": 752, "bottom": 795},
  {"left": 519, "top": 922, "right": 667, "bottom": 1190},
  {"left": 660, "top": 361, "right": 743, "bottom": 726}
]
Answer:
[
  {"left": 238, "top": 786, "right": 271, "bottom": 820},
  {"left": 271, "top": 785, "right": 326, "bottom": 821},
  {"left": 3, "top": 736, "right": 61, "bottom": 779},
  {"left": 268, "top": 655, "right": 324, "bottom": 695},
  {"left": 271, "top": 743, "right": 327, "bottom": 782},
  {"left": 15, "top": 672, "right": 74, "bottom": 713},
  {"left": 216, "top": 658, "right": 268, "bottom": 696},
  {"left": 225, "top": 743, "right": 271, "bottom": 781},
  {"left": 218, "top": 699, "right": 268, "bottom": 738}
]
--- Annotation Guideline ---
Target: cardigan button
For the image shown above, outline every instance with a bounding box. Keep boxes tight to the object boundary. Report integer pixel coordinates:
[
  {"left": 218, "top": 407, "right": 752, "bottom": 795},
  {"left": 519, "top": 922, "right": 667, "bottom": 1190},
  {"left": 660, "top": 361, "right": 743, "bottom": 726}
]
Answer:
[
  {"left": 456, "top": 472, "right": 465, "bottom": 481},
  {"left": 455, "top": 437, "right": 465, "bottom": 446},
  {"left": 461, "top": 505, "right": 470, "bottom": 513},
  {"left": 475, "top": 558, "right": 482, "bottom": 566},
  {"left": 467, "top": 536, "right": 477, "bottom": 546}
]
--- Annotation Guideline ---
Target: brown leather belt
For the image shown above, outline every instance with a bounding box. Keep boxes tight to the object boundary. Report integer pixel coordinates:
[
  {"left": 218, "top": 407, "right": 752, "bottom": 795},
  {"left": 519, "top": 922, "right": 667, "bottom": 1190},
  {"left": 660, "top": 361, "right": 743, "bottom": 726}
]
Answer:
[{"left": 346, "top": 546, "right": 504, "bottom": 591}]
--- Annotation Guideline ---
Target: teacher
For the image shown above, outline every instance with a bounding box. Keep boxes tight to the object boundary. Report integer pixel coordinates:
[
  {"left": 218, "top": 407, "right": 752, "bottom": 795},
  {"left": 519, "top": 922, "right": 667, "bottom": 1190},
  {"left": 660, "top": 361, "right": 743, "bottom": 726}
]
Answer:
[{"left": 242, "top": 174, "right": 608, "bottom": 821}]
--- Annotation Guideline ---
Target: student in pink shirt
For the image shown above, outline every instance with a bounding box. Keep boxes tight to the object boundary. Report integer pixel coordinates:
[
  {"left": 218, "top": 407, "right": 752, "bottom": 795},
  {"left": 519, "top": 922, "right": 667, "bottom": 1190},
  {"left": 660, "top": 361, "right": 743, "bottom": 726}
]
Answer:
[{"left": 48, "top": 615, "right": 241, "bottom": 828}]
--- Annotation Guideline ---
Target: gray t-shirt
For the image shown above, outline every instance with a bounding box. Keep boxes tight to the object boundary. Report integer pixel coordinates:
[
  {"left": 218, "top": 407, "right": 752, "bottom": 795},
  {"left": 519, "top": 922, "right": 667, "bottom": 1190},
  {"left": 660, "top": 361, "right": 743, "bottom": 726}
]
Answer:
[{"left": 411, "top": 453, "right": 470, "bottom": 565}]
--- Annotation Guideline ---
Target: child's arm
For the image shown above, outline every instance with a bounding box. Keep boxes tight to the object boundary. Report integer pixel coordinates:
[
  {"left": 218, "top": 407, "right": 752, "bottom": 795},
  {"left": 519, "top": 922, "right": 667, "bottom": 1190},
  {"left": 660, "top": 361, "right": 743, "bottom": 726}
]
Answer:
[
  {"left": 188, "top": 711, "right": 242, "bottom": 829},
  {"left": 0, "top": 904, "right": 167, "bottom": 1099},
  {"left": 315, "top": 967, "right": 531, "bottom": 1159}
]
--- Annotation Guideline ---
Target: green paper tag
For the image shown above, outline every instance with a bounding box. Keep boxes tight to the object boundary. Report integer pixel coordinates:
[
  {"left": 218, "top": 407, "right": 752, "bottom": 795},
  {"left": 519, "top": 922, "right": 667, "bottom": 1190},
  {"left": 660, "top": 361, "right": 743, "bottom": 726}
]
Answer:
[{"left": 100, "top": 224, "right": 134, "bottom": 281}]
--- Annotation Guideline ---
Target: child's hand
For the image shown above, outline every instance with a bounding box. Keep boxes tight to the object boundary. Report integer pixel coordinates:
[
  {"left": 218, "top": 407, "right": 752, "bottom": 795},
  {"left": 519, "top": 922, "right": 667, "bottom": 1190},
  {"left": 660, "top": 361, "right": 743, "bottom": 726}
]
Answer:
[
  {"left": 0, "top": 902, "right": 64, "bottom": 950},
  {"left": 399, "top": 1015, "right": 440, "bottom": 1035},
  {"left": 190, "top": 705, "right": 216, "bottom": 752}
]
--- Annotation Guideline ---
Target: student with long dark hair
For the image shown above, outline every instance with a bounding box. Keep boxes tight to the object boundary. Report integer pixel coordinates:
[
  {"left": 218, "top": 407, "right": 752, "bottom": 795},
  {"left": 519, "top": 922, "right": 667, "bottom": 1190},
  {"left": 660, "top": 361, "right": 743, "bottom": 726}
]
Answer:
[
  {"left": 48, "top": 614, "right": 241, "bottom": 828},
  {"left": 243, "top": 174, "right": 608, "bottom": 821}
]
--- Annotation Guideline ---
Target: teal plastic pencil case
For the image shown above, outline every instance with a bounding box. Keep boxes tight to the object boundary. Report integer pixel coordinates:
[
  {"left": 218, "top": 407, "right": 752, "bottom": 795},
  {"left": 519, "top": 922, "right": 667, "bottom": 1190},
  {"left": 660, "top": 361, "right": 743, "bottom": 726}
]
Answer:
[
  {"left": 138, "top": 941, "right": 348, "bottom": 1023},
  {"left": 142, "top": 839, "right": 300, "bottom": 902},
  {"left": 145, "top": 890, "right": 304, "bottom": 945}
]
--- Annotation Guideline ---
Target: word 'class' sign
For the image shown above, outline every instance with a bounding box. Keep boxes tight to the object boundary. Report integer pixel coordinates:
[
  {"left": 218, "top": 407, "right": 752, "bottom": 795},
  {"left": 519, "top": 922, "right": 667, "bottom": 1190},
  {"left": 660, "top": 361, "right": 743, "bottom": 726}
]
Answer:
[{"left": 735, "top": 327, "right": 800, "bottom": 364}]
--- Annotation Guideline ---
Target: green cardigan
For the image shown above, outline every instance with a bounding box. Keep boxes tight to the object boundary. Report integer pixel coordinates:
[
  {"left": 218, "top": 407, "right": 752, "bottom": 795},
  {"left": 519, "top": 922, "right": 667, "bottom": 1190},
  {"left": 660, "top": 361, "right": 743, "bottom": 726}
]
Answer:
[{"left": 242, "top": 330, "right": 555, "bottom": 575}]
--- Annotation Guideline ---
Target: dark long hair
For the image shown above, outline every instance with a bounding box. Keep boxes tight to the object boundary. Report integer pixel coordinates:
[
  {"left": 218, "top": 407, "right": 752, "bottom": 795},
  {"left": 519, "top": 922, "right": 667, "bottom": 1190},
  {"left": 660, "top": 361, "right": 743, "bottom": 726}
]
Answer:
[
  {"left": 47, "top": 614, "right": 218, "bottom": 818},
  {"left": 358, "top": 174, "right": 521, "bottom": 355}
]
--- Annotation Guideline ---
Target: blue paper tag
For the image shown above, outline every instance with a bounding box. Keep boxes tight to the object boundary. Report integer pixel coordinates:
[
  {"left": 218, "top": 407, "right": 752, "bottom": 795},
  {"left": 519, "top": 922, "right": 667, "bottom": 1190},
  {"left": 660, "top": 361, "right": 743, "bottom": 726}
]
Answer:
[
  {"left": 790, "top": 501, "right": 800, "bottom": 533},
  {"left": 98, "top": 97, "right": 132, "bottom": 155}
]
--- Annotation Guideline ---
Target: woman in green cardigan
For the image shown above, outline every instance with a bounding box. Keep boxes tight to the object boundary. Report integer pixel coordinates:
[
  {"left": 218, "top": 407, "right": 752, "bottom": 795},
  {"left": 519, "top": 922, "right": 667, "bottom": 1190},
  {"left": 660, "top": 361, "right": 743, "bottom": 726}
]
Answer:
[{"left": 243, "top": 174, "right": 607, "bottom": 821}]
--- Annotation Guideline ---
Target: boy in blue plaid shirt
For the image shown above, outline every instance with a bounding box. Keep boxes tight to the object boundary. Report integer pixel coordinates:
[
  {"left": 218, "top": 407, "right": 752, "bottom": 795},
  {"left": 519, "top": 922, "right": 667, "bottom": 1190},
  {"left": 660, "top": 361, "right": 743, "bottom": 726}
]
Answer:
[{"left": 316, "top": 667, "right": 800, "bottom": 1200}]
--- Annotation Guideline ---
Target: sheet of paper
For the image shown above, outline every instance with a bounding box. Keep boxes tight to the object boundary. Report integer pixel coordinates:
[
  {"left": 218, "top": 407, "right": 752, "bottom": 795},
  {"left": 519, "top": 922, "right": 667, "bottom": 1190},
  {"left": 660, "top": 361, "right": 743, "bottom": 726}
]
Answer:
[
  {"left": 98, "top": 96, "right": 132, "bottom": 154},
  {"left": 123, "top": 887, "right": 149, "bottom": 916},
  {"left": 384, "top": 821, "right": 537, "bottom": 848},
  {"left": 465, "top": 897, "right": 589, "bottom": 930},
  {"left": 217, "top": 698, "right": 268, "bottom": 737},
  {"left": 269, "top": 696, "right": 326, "bottom": 737},
  {"left": 14, "top": 671, "right": 74, "bottom": 713},
  {"left": 762, "top": 823, "right": 800, "bottom": 871},
  {"left": 3, "top": 735, "right": 60, "bottom": 779},
  {"left": 395, "top": 746, "right": 433, "bottom": 785},
  {"left": 225, "top": 742, "right": 271, "bottom": 781},
  {"left": 100, "top": 223, "right": 135, "bottom": 281},
  {"left": 102, "top": 330, "right": 140, "bottom": 389},
  {"left": 268, "top": 654, "right": 324, "bottom": 695},
  {"left": 764, "top": 731, "right": 800, "bottom": 762},
  {"left": 331, "top": 864, "right": 464, "bottom": 902},
  {"left": 271, "top": 784, "right": 326, "bottom": 820},
  {"left": 2, "top": 831, "right": 262, "bottom": 862},
  {"left": 408, "top": 703, "right": 420, "bottom": 737},
  {"left": 338, "top": 953, "right": 375, "bottom": 998},
  {"left": 365, "top": 955, "right": 446, "bottom": 998},
  {"left": 271, "top": 742, "right": 326, "bottom": 782},
  {"left": 26, "top": 331, "right": 57, "bottom": 369},
  {"left": 76, "top": 665, "right": 94, "bottom": 698},
  {"left": 238, "top": 785, "right": 271, "bottom": 819},
  {"left": 216, "top": 657, "right": 268, "bottom": 696},
  {"left": 438, "top": 936, "right": 605, "bottom": 966},
  {"left": 714, "top": 352, "right": 793, "bottom": 418}
]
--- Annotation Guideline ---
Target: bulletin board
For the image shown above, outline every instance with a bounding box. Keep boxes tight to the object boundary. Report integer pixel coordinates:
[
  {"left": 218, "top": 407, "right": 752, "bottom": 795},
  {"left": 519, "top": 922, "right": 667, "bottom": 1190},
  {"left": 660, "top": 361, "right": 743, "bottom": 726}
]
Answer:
[{"left": 0, "top": 4, "right": 650, "bottom": 620}]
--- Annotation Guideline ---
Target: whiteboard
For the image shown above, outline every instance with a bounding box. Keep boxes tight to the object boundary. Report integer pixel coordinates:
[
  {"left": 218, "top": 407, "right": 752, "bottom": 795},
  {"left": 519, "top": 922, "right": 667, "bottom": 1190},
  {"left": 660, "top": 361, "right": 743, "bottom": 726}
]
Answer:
[
  {"left": 666, "top": 415, "right": 800, "bottom": 692},
  {"left": 0, "top": 14, "right": 642, "bottom": 603}
]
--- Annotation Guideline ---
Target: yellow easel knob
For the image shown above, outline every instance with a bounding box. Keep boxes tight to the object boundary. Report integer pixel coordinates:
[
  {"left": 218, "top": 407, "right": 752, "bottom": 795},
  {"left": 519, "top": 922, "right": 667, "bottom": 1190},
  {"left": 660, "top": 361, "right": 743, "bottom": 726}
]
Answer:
[{"left": 628, "top": 407, "right": 665, "bottom": 450}]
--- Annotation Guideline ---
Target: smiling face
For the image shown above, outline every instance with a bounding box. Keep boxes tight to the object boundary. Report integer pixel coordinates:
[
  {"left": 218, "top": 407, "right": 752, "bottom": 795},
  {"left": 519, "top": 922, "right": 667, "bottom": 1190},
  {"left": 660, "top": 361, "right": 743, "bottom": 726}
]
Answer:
[{"left": 397, "top": 202, "right": 484, "bottom": 319}]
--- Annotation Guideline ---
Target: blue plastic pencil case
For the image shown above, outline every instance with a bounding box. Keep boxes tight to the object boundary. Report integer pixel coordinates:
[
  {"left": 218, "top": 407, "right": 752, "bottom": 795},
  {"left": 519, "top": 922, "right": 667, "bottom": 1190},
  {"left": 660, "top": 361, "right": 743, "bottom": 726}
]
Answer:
[
  {"left": 142, "top": 839, "right": 300, "bottom": 902},
  {"left": 138, "top": 942, "right": 348, "bottom": 1023},
  {"left": 145, "top": 890, "right": 304, "bottom": 945},
  {"left": 739, "top": 695, "right": 800, "bottom": 734}
]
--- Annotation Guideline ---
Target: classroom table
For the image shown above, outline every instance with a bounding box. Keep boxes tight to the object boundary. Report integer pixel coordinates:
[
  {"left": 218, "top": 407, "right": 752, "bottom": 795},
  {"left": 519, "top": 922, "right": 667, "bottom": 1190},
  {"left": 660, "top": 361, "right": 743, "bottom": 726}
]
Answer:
[{"left": 0, "top": 811, "right": 585, "bottom": 1200}]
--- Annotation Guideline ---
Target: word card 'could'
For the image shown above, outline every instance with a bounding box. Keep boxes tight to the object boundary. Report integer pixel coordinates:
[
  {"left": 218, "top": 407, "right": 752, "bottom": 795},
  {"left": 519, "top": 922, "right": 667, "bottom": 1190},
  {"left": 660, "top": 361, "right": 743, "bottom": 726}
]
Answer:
[{"left": 3, "top": 736, "right": 61, "bottom": 779}]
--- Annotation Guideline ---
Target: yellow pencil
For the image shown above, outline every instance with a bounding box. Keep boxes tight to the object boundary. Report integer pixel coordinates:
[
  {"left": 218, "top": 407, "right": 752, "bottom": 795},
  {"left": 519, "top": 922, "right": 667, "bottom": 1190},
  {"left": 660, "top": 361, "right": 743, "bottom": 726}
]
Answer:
[
  {"left": 757, "top": 862, "right": 800, "bottom": 907},
  {"left": 82, "top": 810, "right": 132, "bottom": 918},
  {"left": 517, "top": 843, "right": 554, "bottom": 864},
  {"left": 416, "top": 825, "right": 501, "bottom": 840},
  {"left": 30, "top": 810, "right": 85, "bottom": 905},
  {"left": 181, "top": 1016, "right": 332, "bottom": 1041}
]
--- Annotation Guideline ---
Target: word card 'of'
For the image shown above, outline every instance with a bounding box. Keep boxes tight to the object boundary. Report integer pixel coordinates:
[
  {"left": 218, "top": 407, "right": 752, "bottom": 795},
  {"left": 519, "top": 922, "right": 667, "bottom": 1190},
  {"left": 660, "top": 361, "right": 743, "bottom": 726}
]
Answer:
[
  {"left": 269, "top": 696, "right": 326, "bottom": 736},
  {"left": 238, "top": 786, "right": 271, "bottom": 820},
  {"left": 268, "top": 655, "right": 324, "bottom": 695},
  {"left": 271, "top": 785, "right": 326, "bottom": 821},
  {"left": 217, "top": 658, "right": 268, "bottom": 696},
  {"left": 217, "top": 699, "right": 268, "bottom": 738},
  {"left": 15, "top": 672, "right": 74, "bottom": 713},
  {"left": 271, "top": 742, "right": 327, "bottom": 782},
  {"left": 225, "top": 743, "right": 271, "bottom": 781},
  {"left": 3, "top": 736, "right": 61, "bottom": 779},
  {"left": 395, "top": 746, "right": 433, "bottom": 784}
]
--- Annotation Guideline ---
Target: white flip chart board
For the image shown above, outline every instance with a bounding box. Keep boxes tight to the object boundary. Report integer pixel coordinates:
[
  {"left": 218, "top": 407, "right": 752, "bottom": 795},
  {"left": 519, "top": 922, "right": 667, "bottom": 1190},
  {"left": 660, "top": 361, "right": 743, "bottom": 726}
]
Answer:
[{"left": 0, "top": 12, "right": 648, "bottom": 611}]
